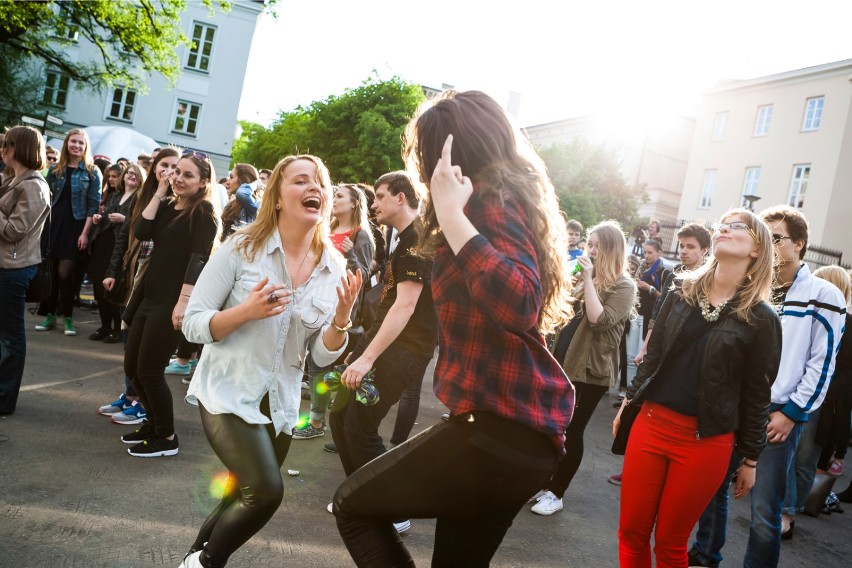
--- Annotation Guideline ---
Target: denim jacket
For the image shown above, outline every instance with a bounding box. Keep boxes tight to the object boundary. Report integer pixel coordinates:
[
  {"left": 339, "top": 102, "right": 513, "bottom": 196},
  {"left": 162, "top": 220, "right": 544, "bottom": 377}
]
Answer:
[{"left": 46, "top": 163, "right": 102, "bottom": 220}]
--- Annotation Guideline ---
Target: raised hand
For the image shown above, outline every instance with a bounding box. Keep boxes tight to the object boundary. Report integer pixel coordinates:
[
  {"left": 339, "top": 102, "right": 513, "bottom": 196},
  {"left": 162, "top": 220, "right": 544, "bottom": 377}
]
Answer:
[{"left": 429, "top": 134, "right": 473, "bottom": 223}]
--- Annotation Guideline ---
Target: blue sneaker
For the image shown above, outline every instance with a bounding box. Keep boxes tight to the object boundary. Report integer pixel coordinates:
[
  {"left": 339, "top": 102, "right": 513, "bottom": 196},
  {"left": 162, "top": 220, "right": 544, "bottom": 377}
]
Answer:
[
  {"left": 111, "top": 400, "right": 147, "bottom": 425},
  {"left": 98, "top": 393, "right": 132, "bottom": 416},
  {"left": 164, "top": 361, "right": 192, "bottom": 376},
  {"left": 170, "top": 357, "right": 199, "bottom": 370}
]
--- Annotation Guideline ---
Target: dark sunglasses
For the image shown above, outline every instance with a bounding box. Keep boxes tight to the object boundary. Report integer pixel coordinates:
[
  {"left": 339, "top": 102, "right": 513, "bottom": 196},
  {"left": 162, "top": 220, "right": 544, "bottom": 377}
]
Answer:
[
  {"left": 47, "top": 155, "right": 58, "bottom": 162},
  {"left": 182, "top": 149, "right": 209, "bottom": 161}
]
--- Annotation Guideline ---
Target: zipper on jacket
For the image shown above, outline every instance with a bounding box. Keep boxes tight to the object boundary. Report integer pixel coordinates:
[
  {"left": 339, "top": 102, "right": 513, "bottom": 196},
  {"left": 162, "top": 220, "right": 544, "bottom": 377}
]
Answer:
[{"left": 12, "top": 242, "right": 17, "bottom": 259}]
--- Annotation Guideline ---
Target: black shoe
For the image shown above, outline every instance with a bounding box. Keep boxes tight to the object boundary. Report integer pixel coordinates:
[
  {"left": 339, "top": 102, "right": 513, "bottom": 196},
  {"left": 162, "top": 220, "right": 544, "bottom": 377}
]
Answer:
[
  {"left": 103, "top": 333, "right": 122, "bottom": 344},
  {"left": 121, "top": 420, "right": 154, "bottom": 444},
  {"left": 323, "top": 442, "right": 337, "bottom": 453},
  {"left": 687, "top": 546, "right": 718, "bottom": 567},
  {"left": 88, "top": 328, "right": 109, "bottom": 341},
  {"left": 837, "top": 483, "right": 852, "bottom": 503},
  {"left": 781, "top": 520, "right": 794, "bottom": 540},
  {"left": 128, "top": 434, "right": 179, "bottom": 458}
]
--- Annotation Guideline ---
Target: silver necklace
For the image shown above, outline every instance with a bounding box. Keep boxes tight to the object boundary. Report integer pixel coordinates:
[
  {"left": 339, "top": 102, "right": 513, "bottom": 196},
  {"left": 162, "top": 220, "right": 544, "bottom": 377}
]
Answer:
[{"left": 699, "top": 293, "right": 729, "bottom": 322}]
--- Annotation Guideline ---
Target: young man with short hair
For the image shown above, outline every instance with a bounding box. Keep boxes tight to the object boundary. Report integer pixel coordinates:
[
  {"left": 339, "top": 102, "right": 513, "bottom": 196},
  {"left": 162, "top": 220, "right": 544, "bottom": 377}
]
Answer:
[
  {"left": 689, "top": 206, "right": 846, "bottom": 568},
  {"left": 567, "top": 219, "right": 583, "bottom": 261},
  {"left": 328, "top": 171, "right": 438, "bottom": 533}
]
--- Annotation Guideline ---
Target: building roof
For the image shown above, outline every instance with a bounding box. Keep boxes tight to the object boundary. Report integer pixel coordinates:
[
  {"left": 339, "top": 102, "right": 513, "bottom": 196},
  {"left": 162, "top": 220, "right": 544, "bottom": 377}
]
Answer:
[{"left": 706, "top": 58, "right": 852, "bottom": 96}]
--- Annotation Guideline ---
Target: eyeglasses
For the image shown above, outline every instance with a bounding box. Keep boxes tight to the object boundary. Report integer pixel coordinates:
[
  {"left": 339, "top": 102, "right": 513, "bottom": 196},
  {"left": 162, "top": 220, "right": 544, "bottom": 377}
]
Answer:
[
  {"left": 771, "top": 234, "right": 793, "bottom": 245},
  {"left": 125, "top": 171, "right": 138, "bottom": 178},
  {"left": 715, "top": 222, "right": 750, "bottom": 232},
  {"left": 47, "top": 155, "right": 57, "bottom": 162},
  {"left": 182, "top": 149, "right": 209, "bottom": 161}
]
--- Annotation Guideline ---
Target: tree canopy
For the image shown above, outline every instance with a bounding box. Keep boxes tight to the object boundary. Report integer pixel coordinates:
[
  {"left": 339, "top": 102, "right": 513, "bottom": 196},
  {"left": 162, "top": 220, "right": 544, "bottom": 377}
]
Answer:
[
  {"left": 538, "top": 139, "right": 646, "bottom": 231},
  {"left": 0, "top": 0, "right": 238, "bottom": 93},
  {"left": 231, "top": 74, "right": 426, "bottom": 183}
]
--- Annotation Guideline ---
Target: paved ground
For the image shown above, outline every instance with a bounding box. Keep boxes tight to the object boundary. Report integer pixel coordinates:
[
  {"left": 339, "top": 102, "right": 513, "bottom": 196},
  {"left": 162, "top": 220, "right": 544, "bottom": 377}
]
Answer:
[{"left": 2, "top": 308, "right": 851, "bottom": 567}]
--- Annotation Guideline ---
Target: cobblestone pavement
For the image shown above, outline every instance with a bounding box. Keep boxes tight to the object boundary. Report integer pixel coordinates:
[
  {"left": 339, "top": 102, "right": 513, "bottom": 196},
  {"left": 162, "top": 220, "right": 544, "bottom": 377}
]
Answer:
[{"left": 1, "top": 310, "right": 850, "bottom": 567}]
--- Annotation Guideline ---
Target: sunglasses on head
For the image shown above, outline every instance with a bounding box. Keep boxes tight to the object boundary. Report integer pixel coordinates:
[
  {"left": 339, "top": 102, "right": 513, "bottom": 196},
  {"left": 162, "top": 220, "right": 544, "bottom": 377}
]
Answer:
[{"left": 182, "top": 149, "right": 209, "bottom": 161}]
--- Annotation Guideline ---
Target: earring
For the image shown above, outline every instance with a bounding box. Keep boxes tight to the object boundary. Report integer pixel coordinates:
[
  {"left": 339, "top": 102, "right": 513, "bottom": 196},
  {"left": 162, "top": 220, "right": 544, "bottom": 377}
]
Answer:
[{"left": 275, "top": 204, "right": 281, "bottom": 210}]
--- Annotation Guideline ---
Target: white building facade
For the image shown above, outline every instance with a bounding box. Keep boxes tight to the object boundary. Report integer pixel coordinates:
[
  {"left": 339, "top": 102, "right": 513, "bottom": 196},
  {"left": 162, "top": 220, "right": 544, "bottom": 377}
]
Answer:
[
  {"left": 42, "top": 0, "right": 264, "bottom": 176},
  {"left": 678, "top": 59, "right": 852, "bottom": 263}
]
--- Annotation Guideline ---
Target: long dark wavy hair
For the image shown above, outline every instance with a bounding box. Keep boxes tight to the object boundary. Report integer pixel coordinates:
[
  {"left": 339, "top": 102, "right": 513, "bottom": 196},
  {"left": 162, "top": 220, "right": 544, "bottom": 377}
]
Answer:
[{"left": 403, "top": 90, "right": 572, "bottom": 333}]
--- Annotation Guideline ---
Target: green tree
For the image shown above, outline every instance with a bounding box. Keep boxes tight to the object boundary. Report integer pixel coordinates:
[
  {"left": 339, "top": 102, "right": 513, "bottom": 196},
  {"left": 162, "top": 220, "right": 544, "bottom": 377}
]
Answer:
[
  {"left": 537, "top": 139, "right": 646, "bottom": 231},
  {"left": 0, "top": 0, "right": 261, "bottom": 94},
  {"left": 232, "top": 74, "right": 426, "bottom": 182}
]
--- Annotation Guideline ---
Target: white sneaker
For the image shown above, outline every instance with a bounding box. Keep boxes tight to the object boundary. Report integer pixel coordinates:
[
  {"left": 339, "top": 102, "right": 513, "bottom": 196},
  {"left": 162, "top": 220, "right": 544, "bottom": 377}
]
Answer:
[
  {"left": 527, "top": 489, "right": 548, "bottom": 503},
  {"left": 530, "top": 491, "right": 563, "bottom": 516},
  {"left": 394, "top": 520, "right": 411, "bottom": 534},
  {"left": 327, "top": 502, "right": 333, "bottom": 513},
  {"left": 179, "top": 550, "right": 202, "bottom": 568}
]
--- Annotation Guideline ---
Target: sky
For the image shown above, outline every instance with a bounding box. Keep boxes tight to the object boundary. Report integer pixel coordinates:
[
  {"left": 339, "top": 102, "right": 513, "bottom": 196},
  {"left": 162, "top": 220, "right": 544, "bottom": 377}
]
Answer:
[{"left": 237, "top": 0, "right": 852, "bottom": 130}]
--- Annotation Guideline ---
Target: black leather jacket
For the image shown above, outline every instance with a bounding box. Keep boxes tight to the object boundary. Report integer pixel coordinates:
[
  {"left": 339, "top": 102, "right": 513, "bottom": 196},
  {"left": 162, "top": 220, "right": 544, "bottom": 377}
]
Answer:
[{"left": 627, "top": 289, "right": 782, "bottom": 460}]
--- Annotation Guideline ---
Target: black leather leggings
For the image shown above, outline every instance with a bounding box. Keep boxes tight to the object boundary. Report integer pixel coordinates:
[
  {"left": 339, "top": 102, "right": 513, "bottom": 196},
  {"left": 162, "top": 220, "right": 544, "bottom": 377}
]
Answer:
[{"left": 191, "top": 399, "right": 292, "bottom": 568}]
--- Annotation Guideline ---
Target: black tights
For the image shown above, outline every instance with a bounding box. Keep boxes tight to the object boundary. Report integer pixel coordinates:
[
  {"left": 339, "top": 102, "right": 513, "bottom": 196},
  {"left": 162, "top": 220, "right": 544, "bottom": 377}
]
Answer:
[
  {"left": 42, "top": 258, "right": 76, "bottom": 317},
  {"left": 92, "top": 280, "right": 121, "bottom": 333},
  {"left": 545, "top": 381, "right": 608, "bottom": 498},
  {"left": 191, "top": 399, "right": 292, "bottom": 568}
]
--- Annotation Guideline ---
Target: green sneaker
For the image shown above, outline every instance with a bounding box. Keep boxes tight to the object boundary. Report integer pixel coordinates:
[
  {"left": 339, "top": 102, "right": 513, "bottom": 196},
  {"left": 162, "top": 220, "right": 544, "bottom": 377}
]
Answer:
[
  {"left": 35, "top": 314, "right": 56, "bottom": 331},
  {"left": 63, "top": 317, "right": 77, "bottom": 336}
]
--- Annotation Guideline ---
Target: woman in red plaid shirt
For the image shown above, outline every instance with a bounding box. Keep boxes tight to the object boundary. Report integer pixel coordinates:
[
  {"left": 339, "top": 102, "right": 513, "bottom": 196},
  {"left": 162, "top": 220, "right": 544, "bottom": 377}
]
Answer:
[{"left": 333, "top": 90, "right": 576, "bottom": 567}]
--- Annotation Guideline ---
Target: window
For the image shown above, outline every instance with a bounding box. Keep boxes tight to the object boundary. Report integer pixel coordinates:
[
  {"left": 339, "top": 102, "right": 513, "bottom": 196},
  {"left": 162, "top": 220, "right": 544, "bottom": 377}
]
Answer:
[
  {"left": 53, "top": 3, "right": 79, "bottom": 41},
  {"left": 787, "top": 164, "right": 810, "bottom": 208},
  {"left": 107, "top": 88, "right": 137, "bottom": 122},
  {"left": 753, "top": 105, "right": 773, "bottom": 136},
  {"left": 802, "top": 97, "right": 824, "bottom": 131},
  {"left": 42, "top": 70, "right": 71, "bottom": 108},
  {"left": 712, "top": 112, "right": 728, "bottom": 140},
  {"left": 699, "top": 170, "right": 717, "bottom": 209},
  {"left": 741, "top": 167, "right": 761, "bottom": 208},
  {"left": 173, "top": 100, "right": 202, "bottom": 136},
  {"left": 186, "top": 22, "right": 216, "bottom": 72}
]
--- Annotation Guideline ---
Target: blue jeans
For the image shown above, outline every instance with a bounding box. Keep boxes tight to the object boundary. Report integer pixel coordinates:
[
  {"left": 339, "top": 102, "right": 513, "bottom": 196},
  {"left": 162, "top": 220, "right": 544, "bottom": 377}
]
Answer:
[
  {"left": 690, "top": 450, "right": 742, "bottom": 567},
  {"left": 744, "top": 423, "right": 803, "bottom": 568},
  {"left": 783, "top": 410, "right": 821, "bottom": 515},
  {"left": 0, "top": 265, "right": 38, "bottom": 413}
]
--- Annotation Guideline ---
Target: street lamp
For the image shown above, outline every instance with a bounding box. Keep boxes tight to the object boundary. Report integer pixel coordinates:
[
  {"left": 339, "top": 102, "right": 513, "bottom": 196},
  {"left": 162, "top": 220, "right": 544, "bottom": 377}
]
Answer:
[{"left": 743, "top": 194, "right": 762, "bottom": 212}]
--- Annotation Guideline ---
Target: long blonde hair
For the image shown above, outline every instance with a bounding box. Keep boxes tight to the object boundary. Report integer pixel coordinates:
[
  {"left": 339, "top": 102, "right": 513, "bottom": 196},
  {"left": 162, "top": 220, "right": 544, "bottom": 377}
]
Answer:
[
  {"left": 331, "top": 183, "right": 375, "bottom": 250},
  {"left": 680, "top": 208, "right": 774, "bottom": 321},
  {"left": 573, "top": 221, "right": 632, "bottom": 302},
  {"left": 54, "top": 128, "right": 95, "bottom": 176},
  {"left": 403, "top": 90, "right": 572, "bottom": 334},
  {"left": 235, "top": 155, "right": 333, "bottom": 263},
  {"left": 813, "top": 265, "right": 851, "bottom": 304}
]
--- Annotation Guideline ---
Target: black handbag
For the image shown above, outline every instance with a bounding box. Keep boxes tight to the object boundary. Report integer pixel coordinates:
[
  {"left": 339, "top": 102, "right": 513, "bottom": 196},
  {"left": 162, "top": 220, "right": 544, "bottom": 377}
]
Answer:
[
  {"left": 26, "top": 259, "right": 53, "bottom": 303},
  {"left": 611, "top": 400, "right": 641, "bottom": 455}
]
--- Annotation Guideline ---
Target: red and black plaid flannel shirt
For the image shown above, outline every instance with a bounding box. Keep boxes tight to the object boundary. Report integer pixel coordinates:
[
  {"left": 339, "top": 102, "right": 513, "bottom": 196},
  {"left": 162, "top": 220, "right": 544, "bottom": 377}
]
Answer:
[{"left": 431, "top": 190, "right": 575, "bottom": 452}]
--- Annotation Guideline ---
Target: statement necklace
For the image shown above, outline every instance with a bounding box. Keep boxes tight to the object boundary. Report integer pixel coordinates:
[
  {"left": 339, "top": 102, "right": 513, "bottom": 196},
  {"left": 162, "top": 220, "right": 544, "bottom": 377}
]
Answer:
[{"left": 699, "top": 293, "right": 729, "bottom": 322}]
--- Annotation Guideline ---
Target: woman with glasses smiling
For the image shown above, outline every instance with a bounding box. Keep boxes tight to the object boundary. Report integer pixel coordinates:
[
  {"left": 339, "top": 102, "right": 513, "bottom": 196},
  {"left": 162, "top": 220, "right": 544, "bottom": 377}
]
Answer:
[
  {"left": 88, "top": 164, "right": 146, "bottom": 343},
  {"left": 119, "top": 149, "right": 220, "bottom": 458},
  {"left": 614, "top": 209, "right": 782, "bottom": 567}
]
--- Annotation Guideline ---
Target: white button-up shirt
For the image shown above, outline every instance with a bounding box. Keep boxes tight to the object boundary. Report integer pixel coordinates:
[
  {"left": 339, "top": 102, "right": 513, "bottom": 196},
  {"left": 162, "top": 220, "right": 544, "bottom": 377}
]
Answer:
[{"left": 183, "top": 232, "right": 347, "bottom": 436}]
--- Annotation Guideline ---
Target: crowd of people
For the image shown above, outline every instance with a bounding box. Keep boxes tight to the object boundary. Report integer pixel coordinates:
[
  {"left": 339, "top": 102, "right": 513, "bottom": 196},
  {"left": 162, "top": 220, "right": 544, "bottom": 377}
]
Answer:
[{"left": 1, "top": 88, "right": 850, "bottom": 568}]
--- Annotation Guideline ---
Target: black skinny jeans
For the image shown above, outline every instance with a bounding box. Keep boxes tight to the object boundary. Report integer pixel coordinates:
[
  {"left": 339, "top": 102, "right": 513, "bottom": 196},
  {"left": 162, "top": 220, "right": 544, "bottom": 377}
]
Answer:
[
  {"left": 92, "top": 280, "right": 122, "bottom": 333},
  {"left": 329, "top": 346, "right": 431, "bottom": 476},
  {"left": 389, "top": 369, "right": 426, "bottom": 446},
  {"left": 190, "top": 399, "right": 292, "bottom": 568},
  {"left": 124, "top": 301, "right": 180, "bottom": 438},
  {"left": 334, "top": 411, "right": 558, "bottom": 568},
  {"left": 545, "top": 381, "right": 608, "bottom": 498}
]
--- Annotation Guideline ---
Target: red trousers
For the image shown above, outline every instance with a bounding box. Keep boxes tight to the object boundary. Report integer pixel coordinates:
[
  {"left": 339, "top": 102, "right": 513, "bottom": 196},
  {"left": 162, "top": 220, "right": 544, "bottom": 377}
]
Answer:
[{"left": 618, "top": 402, "right": 733, "bottom": 568}]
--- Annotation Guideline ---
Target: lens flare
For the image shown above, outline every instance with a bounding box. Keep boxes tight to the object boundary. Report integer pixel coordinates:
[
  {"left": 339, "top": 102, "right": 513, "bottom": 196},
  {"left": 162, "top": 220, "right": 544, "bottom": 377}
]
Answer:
[
  {"left": 209, "top": 471, "right": 230, "bottom": 499},
  {"left": 316, "top": 381, "right": 329, "bottom": 395}
]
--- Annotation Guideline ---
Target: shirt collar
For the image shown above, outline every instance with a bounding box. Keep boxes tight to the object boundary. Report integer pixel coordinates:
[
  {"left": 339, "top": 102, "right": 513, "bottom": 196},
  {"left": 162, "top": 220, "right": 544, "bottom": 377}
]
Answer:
[{"left": 264, "top": 230, "right": 333, "bottom": 272}]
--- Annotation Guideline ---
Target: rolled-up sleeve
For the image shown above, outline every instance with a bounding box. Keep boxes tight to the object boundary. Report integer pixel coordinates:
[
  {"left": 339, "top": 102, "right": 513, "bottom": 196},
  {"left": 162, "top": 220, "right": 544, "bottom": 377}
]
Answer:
[
  {"left": 183, "top": 241, "right": 239, "bottom": 345},
  {"left": 310, "top": 322, "right": 348, "bottom": 368}
]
